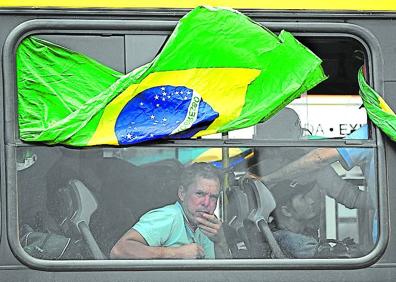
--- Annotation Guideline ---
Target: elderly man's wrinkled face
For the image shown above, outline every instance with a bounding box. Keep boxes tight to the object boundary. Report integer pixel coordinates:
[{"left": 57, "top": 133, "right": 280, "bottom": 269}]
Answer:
[{"left": 178, "top": 176, "right": 220, "bottom": 226}]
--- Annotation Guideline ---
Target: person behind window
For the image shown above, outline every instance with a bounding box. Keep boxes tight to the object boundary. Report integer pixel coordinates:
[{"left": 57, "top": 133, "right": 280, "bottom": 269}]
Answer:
[
  {"left": 253, "top": 108, "right": 372, "bottom": 210},
  {"left": 270, "top": 179, "right": 319, "bottom": 258},
  {"left": 261, "top": 124, "right": 377, "bottom": 242},
  {"left": 110, "top": 162, "right": 230, "bottom": 259}
]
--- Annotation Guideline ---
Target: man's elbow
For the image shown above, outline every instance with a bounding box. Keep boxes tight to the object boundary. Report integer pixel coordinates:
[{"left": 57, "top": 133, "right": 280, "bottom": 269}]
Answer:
[{"left": 110, "top": 240, "right": 126, "bottom": 259}]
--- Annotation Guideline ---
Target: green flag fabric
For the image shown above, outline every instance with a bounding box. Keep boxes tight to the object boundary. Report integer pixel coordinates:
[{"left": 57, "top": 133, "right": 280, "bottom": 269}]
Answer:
[
  {"left": 17, "top": 6, "right": 326, "bottom": 146},
  {"left": 358, "top": 67, "right": 396, "bottom": 142},
  {"left": 17, "top": 37, "right": 125, "bottom": 144}
]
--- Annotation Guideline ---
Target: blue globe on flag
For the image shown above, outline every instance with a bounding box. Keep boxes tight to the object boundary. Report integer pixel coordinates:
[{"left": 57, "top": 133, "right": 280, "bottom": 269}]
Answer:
[{"left": 115, "top": 85, "right": 219, "bottom": 145}]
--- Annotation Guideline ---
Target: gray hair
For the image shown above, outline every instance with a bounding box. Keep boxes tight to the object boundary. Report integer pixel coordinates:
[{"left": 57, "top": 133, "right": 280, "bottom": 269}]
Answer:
[{"left": 180, "top": 162, "right": 223, "bottom": 190}]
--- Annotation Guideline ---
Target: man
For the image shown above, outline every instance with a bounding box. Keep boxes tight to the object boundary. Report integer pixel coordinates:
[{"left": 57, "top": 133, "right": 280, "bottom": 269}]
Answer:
[
  {"left": 262, "top": 125, "right": 372, "bottom": 189},
  {"left": 270, "top": 179, "right": 320, "bottom": 258},
  {"left": 261, "top": 125, "right": 377, "bottom": 241},
  {"left": 110, "top": 162, "right": 230, "bottom": 259},
  {"left": 253, "top": 109, "right": 371, "bottom": 211}
]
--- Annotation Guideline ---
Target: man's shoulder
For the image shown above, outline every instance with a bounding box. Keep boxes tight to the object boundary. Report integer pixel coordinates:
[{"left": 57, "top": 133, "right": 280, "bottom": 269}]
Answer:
[
  {"left": 133, "top": 202, "right": 182, "bottom": 231},
  {"left": 144, "top": 202, "right": 182, "bottom": 217}
]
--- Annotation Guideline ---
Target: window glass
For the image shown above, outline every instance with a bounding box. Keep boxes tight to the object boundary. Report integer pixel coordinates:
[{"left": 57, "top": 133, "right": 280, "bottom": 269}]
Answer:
[
  {"left": 37, "top": 35, "right": 125, "bottom": 73},
  {"left": 251, "top": 101, "right": 367, "bottom": 140},
  {"left": 289, "top": 94, "right": 367, "bottom": 138},
  {"left": 225, "top": 98, "right": 368, "bottom": 140},
  {"left": 16, "top": 145, "right": 377, "bottom": 260},
  {"left": 226, "top": 36, "right": 369, "bottom": 140},
  {"left": 17, "top": 35, "right": 368, "bottom": 143},
  {"left": 12, "top": 32, "right": 378, "bottom": 265}
]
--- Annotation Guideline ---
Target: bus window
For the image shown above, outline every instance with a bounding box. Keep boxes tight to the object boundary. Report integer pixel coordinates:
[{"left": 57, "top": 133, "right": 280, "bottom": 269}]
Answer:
[
  {"left": 37, "top": 35, "right": 125, "bottom": 73},
  {"left": 6, "top": 22, "right": 383, "bottom": 269},
  {"left": 15, "top": 145, "right": 377, "bottom": 260}
]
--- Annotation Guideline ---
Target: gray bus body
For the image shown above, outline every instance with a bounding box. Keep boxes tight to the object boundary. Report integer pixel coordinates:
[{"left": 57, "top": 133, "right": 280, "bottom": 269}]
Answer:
[{"left": 0, "top": 8, "right": 396, "bottom": 282}]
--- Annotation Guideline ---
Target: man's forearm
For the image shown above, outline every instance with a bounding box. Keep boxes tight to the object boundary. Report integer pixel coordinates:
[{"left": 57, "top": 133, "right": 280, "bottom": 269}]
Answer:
[
  {"left": 335, "top": 181, "right": 372, "bottom": 209},
  {"left": 110, "top": 240, "right": 179, "bottom": 259},
  {"left": 261, "top": 148, "right": 340, "bottom": 184}
]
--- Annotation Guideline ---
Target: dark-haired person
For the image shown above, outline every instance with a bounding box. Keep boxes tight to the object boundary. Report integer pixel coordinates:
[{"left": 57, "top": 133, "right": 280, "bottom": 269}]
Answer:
[
  {"left": 270, "top": 179, "right": 320, "bottom": 258},
  {"left": 110, "top": 162, "right": 230, "bottom": 259},
  {"left": 253, "top": 110, "right": 372, "bottom": 213},
  {"left": 262, "top": 125, "right": 377, "bottom": 242}
]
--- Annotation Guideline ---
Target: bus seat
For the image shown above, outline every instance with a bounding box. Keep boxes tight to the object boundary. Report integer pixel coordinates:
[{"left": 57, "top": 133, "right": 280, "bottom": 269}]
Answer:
[
  {"left": 18, "top": 147, "right": 62, "bottom": 231},
  {"left": 237, "top": 176, "right": 286, "bottom": 258},
  {"left": 54, "top": 179, "right": 105, "bottom": 259},
  {"left": 225, "top": 174, "right": 282, "bottom": 258},
  {"left": 87, "top": 157, "right": 182, "bottom": 256},
  {"left": 226, "top": 184, "right": 252, "bottom": 258}
]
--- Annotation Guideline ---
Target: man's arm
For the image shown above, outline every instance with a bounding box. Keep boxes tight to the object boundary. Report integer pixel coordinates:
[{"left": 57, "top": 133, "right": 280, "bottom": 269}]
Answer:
[
  {"left": 316, "top": 166, "right": 372, "bottom": 209},
  {"left": 196, "top": 213, "right": 231, "bottom": 259},
  {"left": 110, "top": 229, "right": 205, "bottom": 259},
  {"left": 261, "top": 148, "right": 341, "bottom": 184}
]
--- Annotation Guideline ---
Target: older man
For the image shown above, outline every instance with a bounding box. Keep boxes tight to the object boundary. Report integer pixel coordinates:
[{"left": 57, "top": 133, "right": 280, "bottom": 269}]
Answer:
[{"left": 110, "top": 162, "right": 229, "bottom": 259}]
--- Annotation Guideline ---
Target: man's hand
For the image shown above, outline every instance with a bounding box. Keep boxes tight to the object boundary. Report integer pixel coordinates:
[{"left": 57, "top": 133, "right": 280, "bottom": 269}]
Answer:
[
  {"left": 173, "top": 243, "right": 205, "bottom": 259},
  {"left": 196, "top": 213, "right": 225, "bottom": 243},
  {"left": 196, "top": 213, "right": 230, "bottom": 258}
]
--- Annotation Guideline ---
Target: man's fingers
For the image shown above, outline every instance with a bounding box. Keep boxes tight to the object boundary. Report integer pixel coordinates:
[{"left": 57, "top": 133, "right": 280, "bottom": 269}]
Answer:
[
  {"left": 198, "top": 224, "right": 217, "bottom": 235},
  {"left": 200, "top": 212, "right": 219, "bottom": 223},
  {"left": 197, "top": 213, "right": 221, "bottom": 228},
  {"left": 195, "top": 244, "right": 205, "bottom": 259},
  {"left": 197, "top": 217, "right": 218, "bottom": 229}
]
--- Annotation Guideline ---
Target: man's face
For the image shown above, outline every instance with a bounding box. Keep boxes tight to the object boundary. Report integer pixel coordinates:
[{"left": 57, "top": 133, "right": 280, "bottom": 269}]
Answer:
[
  {"left": 178, "top": 176, "right": 220, "bottom": 226},
  {"left": 290, "top": 192, "right": 318, "bottom": 221}
]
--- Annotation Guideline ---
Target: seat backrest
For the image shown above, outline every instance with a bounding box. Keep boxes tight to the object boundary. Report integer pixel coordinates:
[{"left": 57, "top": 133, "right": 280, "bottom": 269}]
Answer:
[
  {"left": 87, "top": 157, "right": 182, "bottom": 256},
  {"left": 225, "top": 176, "right": 278, "bottom": 258},
  {"left": 228, "top": 176, "right": 285, "bottom": 258}
]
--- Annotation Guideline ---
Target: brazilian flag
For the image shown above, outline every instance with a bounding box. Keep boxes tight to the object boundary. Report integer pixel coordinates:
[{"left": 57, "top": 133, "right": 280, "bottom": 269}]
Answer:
[
  {"left": 17, "top": 6, "right": 326, "bottom": 146},
  {"left": 358, "top": 67, "right": 396, "bottom": 142}
]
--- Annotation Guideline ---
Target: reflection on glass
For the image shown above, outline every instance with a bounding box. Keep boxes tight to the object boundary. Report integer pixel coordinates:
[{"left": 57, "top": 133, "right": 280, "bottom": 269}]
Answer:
[{"left": 16, "top": 145, "right": 377, "bottom": 260}]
